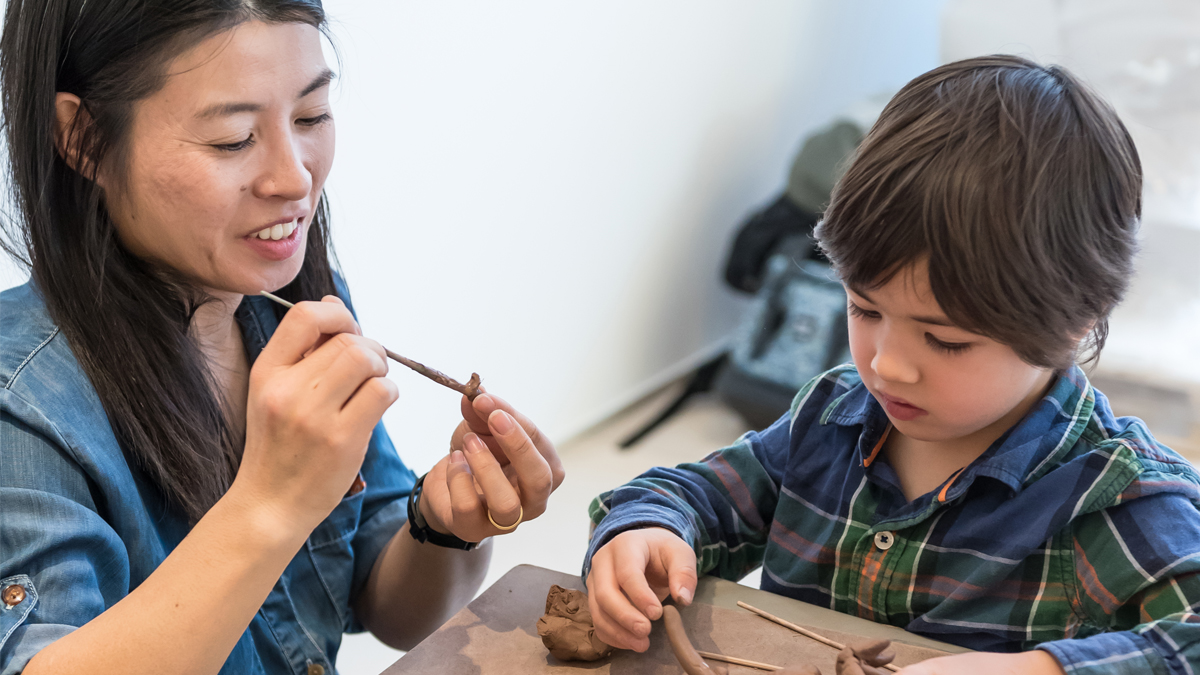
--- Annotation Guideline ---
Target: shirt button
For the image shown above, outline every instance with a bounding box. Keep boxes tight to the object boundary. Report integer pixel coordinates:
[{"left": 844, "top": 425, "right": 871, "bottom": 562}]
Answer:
[
  {"left": 307, "top": 664, "right": 325, "bottom": 675},
  {"left": 2, "top": 584, "right": 26, "bottom": 607},
  {"left": 873, "top": 531, "right": 896, "bottom": 551}
]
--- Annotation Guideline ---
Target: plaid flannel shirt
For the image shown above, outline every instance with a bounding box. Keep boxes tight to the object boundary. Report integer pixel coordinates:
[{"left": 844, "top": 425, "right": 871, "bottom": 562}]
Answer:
[{"left": 586, "top": 364, "right": 1200, "bottom": 674}]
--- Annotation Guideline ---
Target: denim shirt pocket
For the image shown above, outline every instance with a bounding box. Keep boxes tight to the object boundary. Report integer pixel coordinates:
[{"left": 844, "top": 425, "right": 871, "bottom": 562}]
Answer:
[
  {"left": 305, "top": 491, "right": 364, "bottom": 627},
  {"left": 0, "top": 576, "right": 38, "bottom": 651}
]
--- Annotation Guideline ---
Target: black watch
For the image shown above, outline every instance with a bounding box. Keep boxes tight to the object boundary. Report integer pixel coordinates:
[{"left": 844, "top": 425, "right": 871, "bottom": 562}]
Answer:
[{"left": 407, "top": 472, "right": 477, "bottom": 550}]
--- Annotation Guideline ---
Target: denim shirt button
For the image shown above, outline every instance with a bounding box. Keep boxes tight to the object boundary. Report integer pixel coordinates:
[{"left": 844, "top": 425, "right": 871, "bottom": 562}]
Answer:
[
  {"left": 2, "top": 584, "right": 26, "bottom": 607},
  {"left": 307, "top": 664, "right": 325, "bottom": 675}
]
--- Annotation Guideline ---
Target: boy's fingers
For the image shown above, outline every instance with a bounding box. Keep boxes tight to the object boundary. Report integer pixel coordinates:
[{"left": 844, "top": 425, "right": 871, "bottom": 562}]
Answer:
[
  {"left": 590, "top": 556, "right": 653, "bottom": 641},
  {"left": 615, "top": 559, "right": 666, "bottom": 622},
  {"left": 592, "top": 602, "right": 650, "bottom": 652},
  {"left": 660, "top": 544, "right": 699, "bottom": 605},
  {"left": 587, "top": 562, "right": 652, "bottom": 652}
]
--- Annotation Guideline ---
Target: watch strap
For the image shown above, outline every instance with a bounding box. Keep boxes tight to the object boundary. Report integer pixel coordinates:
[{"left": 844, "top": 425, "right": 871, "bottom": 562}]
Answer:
[{"left": 407, "top": 472, "right": 477, "bottom": 551}]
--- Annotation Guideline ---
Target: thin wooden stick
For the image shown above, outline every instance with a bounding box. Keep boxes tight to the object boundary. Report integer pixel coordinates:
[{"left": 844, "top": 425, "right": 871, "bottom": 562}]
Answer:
[
  {"left": 259, "top": 291, "right": 482, "bottom": 400},
  {"left": 736, "top": 601, "right": 901, "bottom": 673},
  {"left": 696, "top": 650, "right": 781, "bottom": 671}
]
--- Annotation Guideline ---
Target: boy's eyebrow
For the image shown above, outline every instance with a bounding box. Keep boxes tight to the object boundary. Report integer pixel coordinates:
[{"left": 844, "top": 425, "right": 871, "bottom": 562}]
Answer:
[
  {"left": 195, "top": 68, "right": 335, "bottom": 120},
  {"left": 848, "top": 286, "right": 956, "bottom": 327}
]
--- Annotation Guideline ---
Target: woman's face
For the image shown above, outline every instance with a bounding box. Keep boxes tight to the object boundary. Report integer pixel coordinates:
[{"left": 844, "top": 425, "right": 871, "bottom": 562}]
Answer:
[{"left": 102, "top": 20, "right": 334, "bottom": 297}]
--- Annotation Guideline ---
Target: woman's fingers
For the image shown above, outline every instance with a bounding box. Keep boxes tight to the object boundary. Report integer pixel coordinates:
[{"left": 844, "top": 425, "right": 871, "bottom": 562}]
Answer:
[
  {"left": 461, "top": 434, "right": 523, "bottom": 527},
  {"left": 445, "top": 451, "right": 483, "bottom": 528},
  {"left": 475, "top": 393, "right": 565, "bottom": 489},
  {"left": 485, "top": 410, "right": 554, "bottom": 516},
  {"left": 258, "top": 298, "right": 361, "bottom": 368}
]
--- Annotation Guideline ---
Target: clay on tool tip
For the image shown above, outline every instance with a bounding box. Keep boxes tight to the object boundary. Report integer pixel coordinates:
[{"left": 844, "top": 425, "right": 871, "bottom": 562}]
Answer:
[
  {"left": 536, "top": 585, "right": 613, "bottom": 662},
  {"left": 661, "top": 605, "right": 728, "bottom": 675}
]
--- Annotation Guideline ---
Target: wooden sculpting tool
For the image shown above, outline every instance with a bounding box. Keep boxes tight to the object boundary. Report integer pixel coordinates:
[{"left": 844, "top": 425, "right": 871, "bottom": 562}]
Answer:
[
  {"left": 696, "top": 651, "right": 782, "bottom": 671},
  {"left": 259, "top": 291, "right": 482, "bottom": 400},
  {"left": 736, "top": 601, "right": 901, "bottom": 673}
]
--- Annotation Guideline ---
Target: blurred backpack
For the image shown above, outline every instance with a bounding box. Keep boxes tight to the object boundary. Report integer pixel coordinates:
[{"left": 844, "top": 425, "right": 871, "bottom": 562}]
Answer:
[{"left": 622, "top": 118, "right": 867, "bottom": 446}]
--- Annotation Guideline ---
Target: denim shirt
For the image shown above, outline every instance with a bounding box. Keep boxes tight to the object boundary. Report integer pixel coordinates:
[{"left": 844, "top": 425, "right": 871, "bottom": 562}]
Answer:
[{"left": 0, "top": 281, "right": 416, "bottom": 674}]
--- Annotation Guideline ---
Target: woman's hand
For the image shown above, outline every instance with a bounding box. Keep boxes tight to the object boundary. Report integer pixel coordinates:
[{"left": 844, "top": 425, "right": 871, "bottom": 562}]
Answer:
[
  {"left": 897, "top": 650, "right": 1065, "bottom": 674},
  {"left": 418, "top": 393, "right": 565, "bottom": 543},
  {"left": 586, "top": 527, "right": 699, "bottom": 653},
  {"left": 235, "top": 296, "right": 398, "bottom": 534}
]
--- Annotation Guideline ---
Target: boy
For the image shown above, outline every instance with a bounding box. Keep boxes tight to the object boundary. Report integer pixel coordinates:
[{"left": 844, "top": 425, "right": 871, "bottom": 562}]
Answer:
[{"left": 583, "top": 56, "right": 1200, "bottom": 674}]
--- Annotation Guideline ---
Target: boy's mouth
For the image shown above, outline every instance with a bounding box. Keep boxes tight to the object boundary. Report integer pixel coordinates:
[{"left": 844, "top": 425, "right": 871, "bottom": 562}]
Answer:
[{"left": 876, "top": 391, "right": 928, "bottom": 422}]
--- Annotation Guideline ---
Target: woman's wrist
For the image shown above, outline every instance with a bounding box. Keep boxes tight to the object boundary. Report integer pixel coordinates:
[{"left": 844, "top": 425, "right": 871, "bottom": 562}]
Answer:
[{"left": 220, "top": 480, "right": 316, "bottom": 552}]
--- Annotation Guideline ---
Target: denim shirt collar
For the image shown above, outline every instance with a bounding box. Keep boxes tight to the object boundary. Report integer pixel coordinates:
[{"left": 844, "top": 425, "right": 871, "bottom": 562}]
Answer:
[
  {"left": 820, "top": 364, "right": 1097, "bottom": 495},
  {"left": 234, "top": 294, "right": 283, "bottom": 363}
]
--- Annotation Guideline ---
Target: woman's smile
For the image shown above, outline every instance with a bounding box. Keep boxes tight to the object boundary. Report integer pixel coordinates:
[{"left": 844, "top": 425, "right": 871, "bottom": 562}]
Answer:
[{"left": 243, "top": 216, "right": 305, "bottom": 262}]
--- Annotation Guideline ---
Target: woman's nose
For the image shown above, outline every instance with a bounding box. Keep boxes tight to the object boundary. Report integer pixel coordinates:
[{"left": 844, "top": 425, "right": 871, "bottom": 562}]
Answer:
[{"left": 253, "top": 137, "right": 312, "bottom": 201}]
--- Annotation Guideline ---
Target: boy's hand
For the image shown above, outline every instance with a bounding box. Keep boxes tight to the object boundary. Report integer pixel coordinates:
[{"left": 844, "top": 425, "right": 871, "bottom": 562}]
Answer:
[
  {"left": 586, "top": 527, "right": 698, "bottom": 653},
  {"left": 898, "top": 650, "right": 1065, "bottom": 674}
]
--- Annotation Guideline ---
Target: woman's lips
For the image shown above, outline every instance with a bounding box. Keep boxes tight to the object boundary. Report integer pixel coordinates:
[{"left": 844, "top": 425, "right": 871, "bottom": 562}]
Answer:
[
  {"left": 877, "top": 392, "right": 928, "bottom": 422},
  {"left": 243, "top": 220, "right": 304, "bottom": 262}
]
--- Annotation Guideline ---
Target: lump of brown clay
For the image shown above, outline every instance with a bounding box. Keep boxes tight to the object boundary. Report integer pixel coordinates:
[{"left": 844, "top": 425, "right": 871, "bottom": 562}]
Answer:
[{"left": 536, "top": 585, "right": 614, "bottom": 662}]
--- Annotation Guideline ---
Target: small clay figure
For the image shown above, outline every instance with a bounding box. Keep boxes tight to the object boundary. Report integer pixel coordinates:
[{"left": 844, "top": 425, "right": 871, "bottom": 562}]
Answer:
[
  {"left": 537, "top": 585, "right": 613, "bottom": 661},
  {"left": 835, "top": 639, "right": 896, "bottom": 675},
  {"left": 661, "top": 605, "right": 728, "bottom": 675}
]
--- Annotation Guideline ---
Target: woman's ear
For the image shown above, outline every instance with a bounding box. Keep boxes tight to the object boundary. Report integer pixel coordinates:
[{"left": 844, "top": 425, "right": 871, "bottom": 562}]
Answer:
[{"left": 54, "top": 92, "right": 92, "bottom": 176}]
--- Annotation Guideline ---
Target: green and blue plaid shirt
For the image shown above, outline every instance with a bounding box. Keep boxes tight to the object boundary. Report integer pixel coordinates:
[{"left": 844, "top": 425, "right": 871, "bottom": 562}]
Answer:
[{"left": 587, "top": 364, "right": 1200, "bottom": 674}]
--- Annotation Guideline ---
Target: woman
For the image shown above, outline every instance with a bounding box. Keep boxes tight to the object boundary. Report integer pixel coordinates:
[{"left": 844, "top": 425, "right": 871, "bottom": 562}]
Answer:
[{"left": 0, "top": 2, "right": 564, "bottom": 673}]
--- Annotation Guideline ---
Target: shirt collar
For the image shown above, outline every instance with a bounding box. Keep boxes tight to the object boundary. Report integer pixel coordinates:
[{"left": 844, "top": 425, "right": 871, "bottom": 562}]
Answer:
[
  {"left": 234, "top": 293, "right": 282, "bottom": 364},
  {"left": 821, "top": 364, "right": 1096, "bottom": 494}
]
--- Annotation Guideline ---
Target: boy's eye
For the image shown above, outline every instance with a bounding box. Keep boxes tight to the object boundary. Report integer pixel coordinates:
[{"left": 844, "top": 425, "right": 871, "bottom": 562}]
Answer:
[
  {"left": 847, "top": 301, "right": 881, "bottom": 320},
  {"left": 925, "top": 333, "right": 972, "bottom": 354}
]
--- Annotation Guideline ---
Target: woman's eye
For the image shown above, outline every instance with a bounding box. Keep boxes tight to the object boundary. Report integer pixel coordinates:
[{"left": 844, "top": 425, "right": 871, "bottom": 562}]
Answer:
[
  {"left": 213, "top": 136, "right": 254, "bottom": 152},
  {"left": 847, "top": 301, "right": 881, "bottom": 320},
  {"left": 925, "top": 334, "right": 972, "bottom": 354},
  {"left": 296, "top": 113, "right": 332, "bottom": 127}
]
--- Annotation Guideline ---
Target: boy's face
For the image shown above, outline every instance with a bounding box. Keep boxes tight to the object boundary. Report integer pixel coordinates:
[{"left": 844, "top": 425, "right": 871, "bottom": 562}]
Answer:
[{"left": 845, "top": 261, "right": 1055, "bottom": 446}]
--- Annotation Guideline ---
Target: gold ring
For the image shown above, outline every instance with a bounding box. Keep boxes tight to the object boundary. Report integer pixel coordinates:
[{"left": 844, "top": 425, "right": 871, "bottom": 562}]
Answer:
[{"left": 488, "top": 504, "right": 523, "bottom": 531}]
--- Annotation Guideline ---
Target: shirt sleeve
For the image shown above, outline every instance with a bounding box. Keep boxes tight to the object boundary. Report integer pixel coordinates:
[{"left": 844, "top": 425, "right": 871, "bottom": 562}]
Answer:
[
  {"left": 344, "top": 421, "right": 417, "bottom": 632},
  {"left": 584, "top": 407, "right": 795, "bottom": 582},
  {"left": 0, "top": 407, "right": 130, "bottom": 675},
  {"left": 330, "top": 274, "right": 420, "bottom": 631},
  {"left": 1036, "top": 491, "right": 1200, "bottom": 674}
]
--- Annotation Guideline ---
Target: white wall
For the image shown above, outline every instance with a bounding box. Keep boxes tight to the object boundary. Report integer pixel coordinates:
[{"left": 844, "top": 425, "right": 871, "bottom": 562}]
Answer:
[
  {"left": 941, "top": 0, "right": 1200, "bottom": 390},
  {"left": 320, "top": 0, "right": 945, "bottom": 472},
  {"left": 0, "top": 2, "right": 947, "bottom": 473}
]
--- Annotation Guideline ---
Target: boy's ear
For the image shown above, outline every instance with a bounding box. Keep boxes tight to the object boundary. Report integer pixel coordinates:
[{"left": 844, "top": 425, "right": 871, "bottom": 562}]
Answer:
[{"left": 54, "top": 92, "right": 96, "bottom": 179}]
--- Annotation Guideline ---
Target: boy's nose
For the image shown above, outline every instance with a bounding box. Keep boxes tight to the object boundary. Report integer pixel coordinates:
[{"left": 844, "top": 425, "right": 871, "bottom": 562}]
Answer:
[{"left": 871, "top": 347, "right": 919, "bottom": 385}]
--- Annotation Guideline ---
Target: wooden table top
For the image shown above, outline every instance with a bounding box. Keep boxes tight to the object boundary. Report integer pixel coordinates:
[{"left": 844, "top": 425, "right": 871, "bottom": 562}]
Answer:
[{"left": 381, "top": 564, "right": 967, "bottom": 675}]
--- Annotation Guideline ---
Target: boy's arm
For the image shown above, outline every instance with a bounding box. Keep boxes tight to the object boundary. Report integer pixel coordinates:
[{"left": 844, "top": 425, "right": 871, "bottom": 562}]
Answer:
[
  {"left": 585, "top": 411, "right": 794, "bottom": 583},
  {"left": 1036, "top": 491, "right": 1200, "bottom": 674}
]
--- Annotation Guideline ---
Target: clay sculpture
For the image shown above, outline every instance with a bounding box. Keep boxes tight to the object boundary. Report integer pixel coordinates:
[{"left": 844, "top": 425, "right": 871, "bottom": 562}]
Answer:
[{"left": 536, "top": 585, "right": 614, "bottom": 661}]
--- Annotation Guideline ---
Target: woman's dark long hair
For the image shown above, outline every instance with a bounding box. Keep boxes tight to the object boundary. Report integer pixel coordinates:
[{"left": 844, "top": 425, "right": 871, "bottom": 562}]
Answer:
[{"left": 0, "top": 0, "right": 338, "bottom": 523}]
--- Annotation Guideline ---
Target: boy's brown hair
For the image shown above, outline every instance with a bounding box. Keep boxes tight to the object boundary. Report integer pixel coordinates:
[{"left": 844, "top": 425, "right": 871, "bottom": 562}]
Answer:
[{"left": 815, "top": 55, "right": 1142, "bottom": 369}]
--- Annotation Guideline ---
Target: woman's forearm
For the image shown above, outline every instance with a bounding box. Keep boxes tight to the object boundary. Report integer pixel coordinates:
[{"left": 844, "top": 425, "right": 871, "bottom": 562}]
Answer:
[
  {"left": 24, "top": 484, "right": 309, "bottom": 675},
  {"left": 354, "top": 522, "right": 492, "bottom": 650}
]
